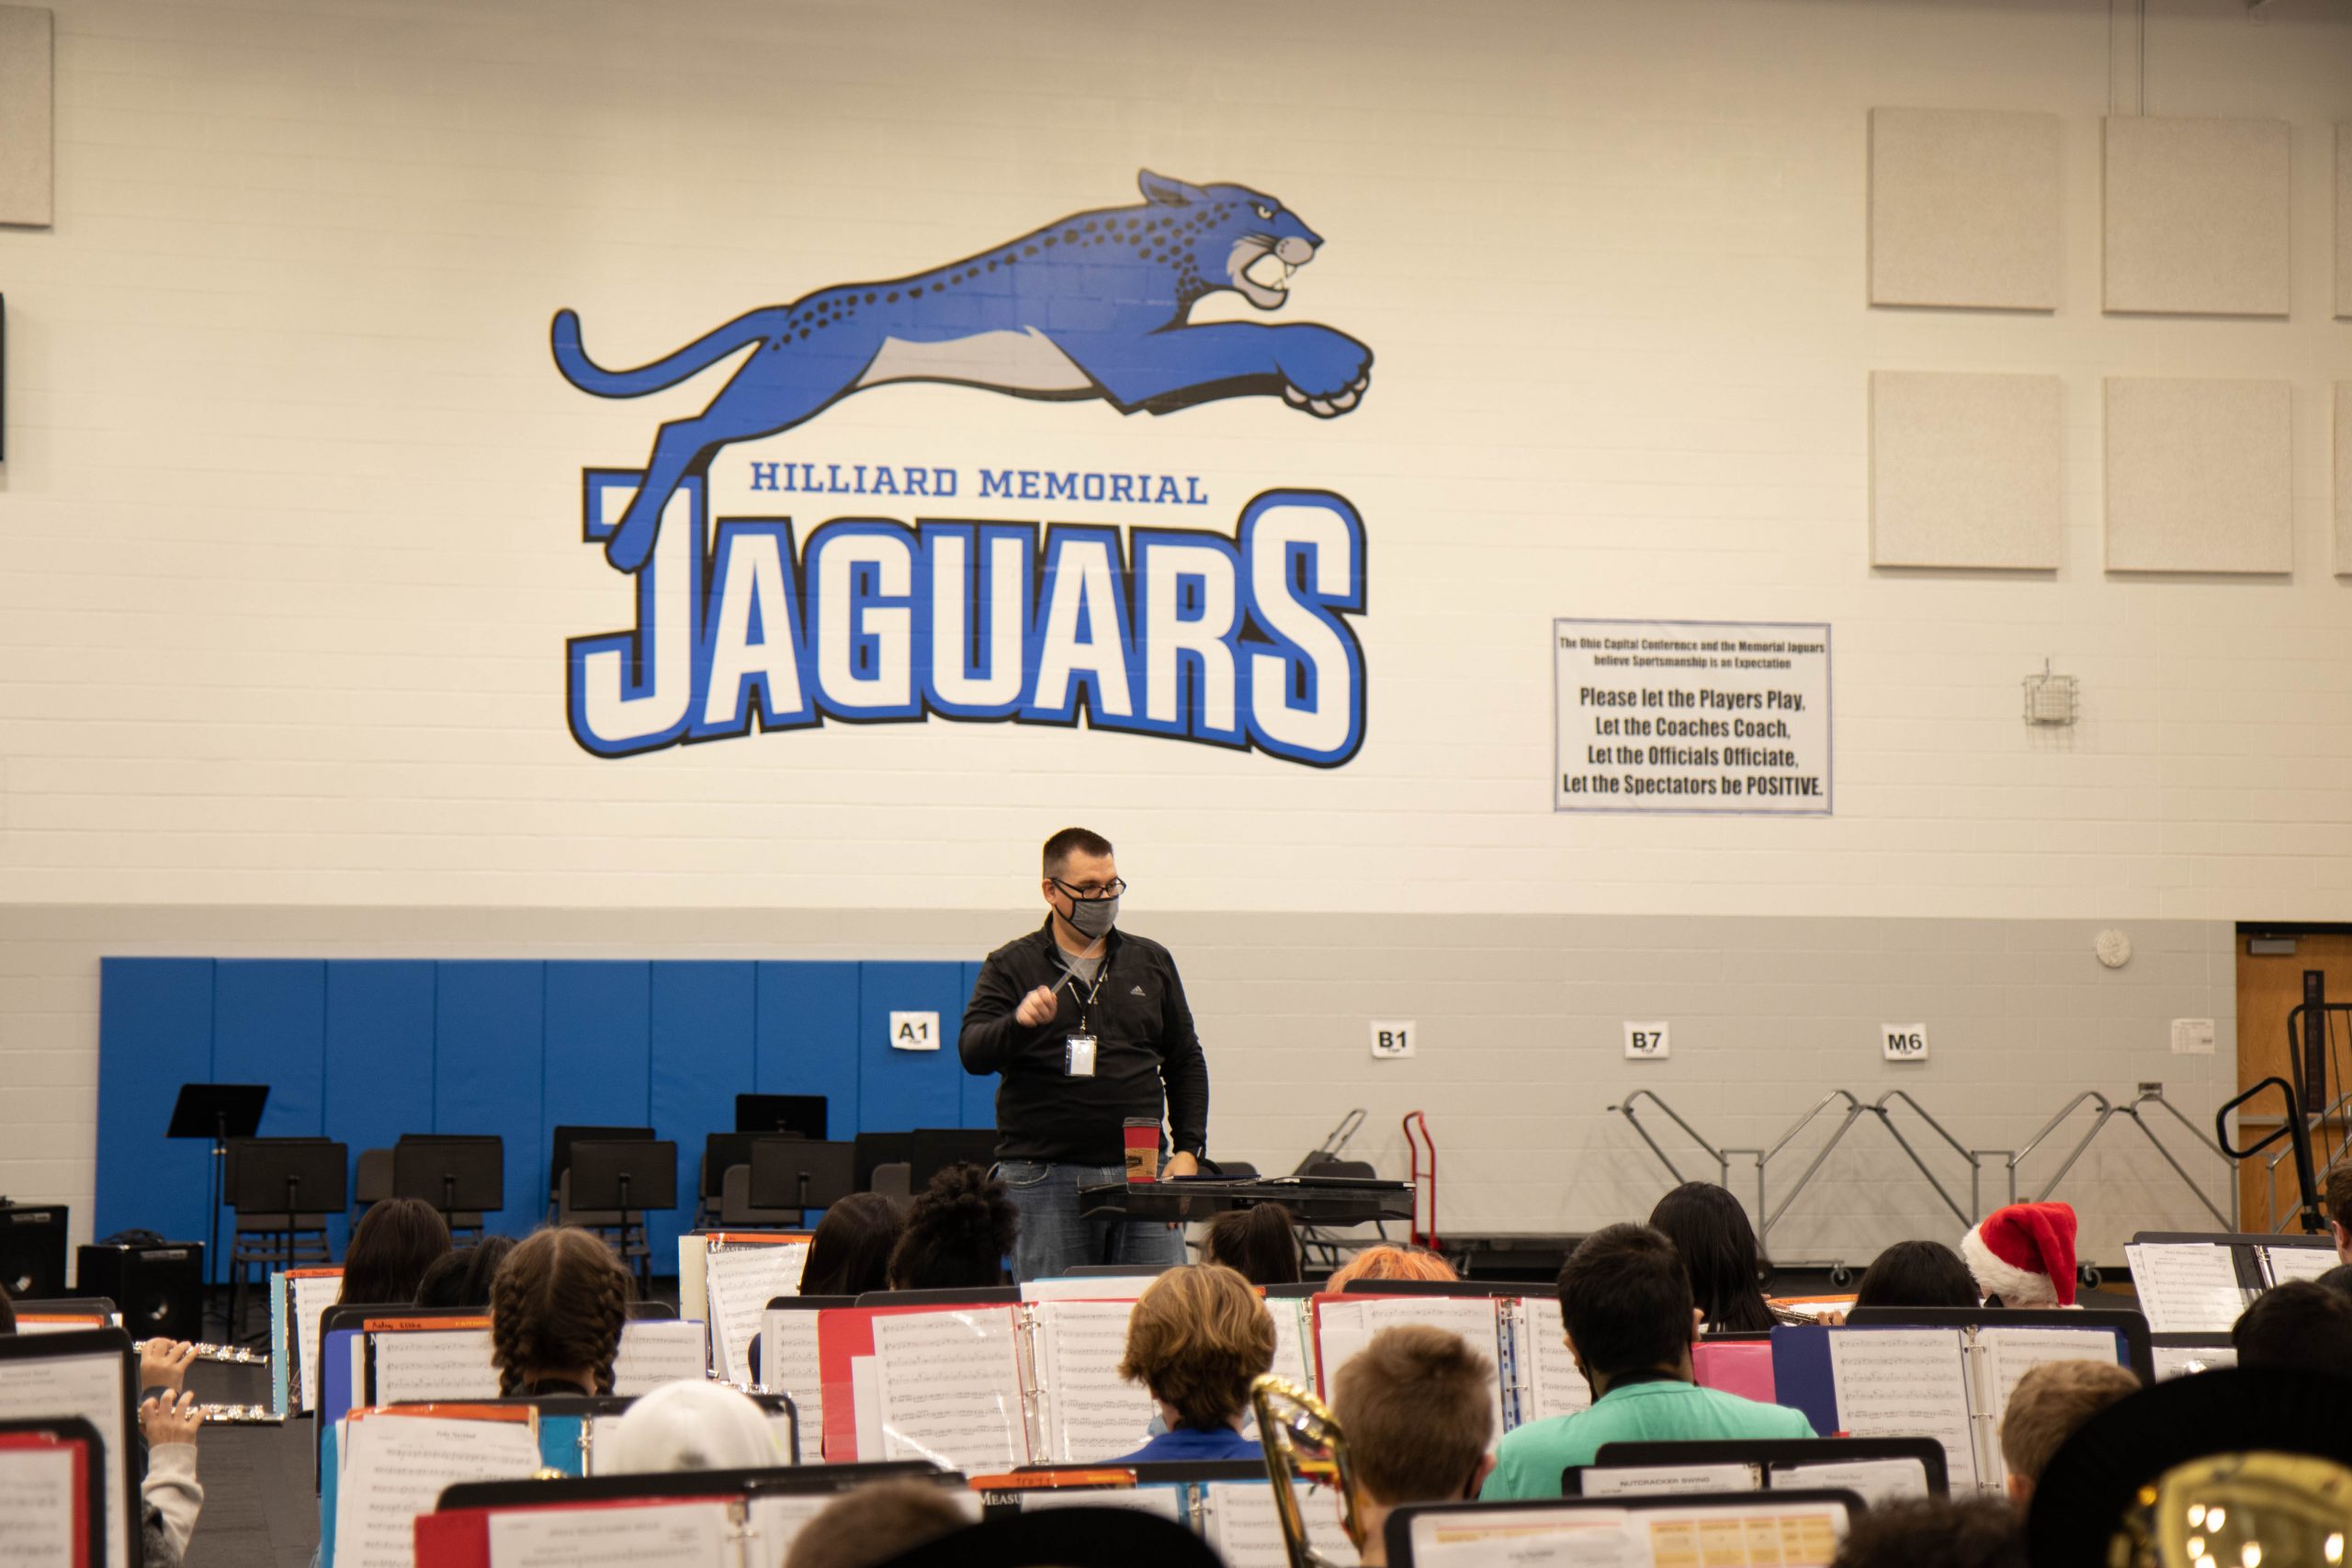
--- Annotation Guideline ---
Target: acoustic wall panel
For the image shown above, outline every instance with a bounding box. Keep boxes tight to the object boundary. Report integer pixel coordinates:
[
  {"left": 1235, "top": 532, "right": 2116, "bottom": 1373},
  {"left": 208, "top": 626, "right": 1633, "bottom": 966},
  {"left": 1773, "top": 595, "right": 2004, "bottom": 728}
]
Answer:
[
  {"left": 753, "top": 961, "right": 860, "bottom": 1129},
  {"left": 857, "top": 963, "right": 967, "bottom": 1133},
  {"left": 1869, "top": 107, "right": 2062, "bottom": 310},
  {"left": 322, "top": 962, "right": 436, "bottom": 1257},
  {"left": 432, "top": 962, "right": 545, "bottom": 1236},
  {"left": 542, "top": 962, "right": 650, "bottom": 1131},
  {"left": 2338, "top": 125, "right": 2350, "bottom": 321},
  {"left": 2103, "top": 116, "right": 2291, "bottom": 316},
  {"left": 1870, "top": 371, "right": 2064, "bottom": 569},
  {"left": 94, "top": 960, "right": 215, "bottom": 1249},
  {"left": 2336, "top": 384, "right": 2352, "bottom": 576},
  {"left": 0, "top": 7, "right": 52, "bottom": 228},
  {"left": 2104, "top": 378, "right": 2292, "bottom": 574},
  {"left": 210, "top": 962, "right": 327, "bottom": 1141},
  {"left": 650, "top": 962, "right": 753, "bottom": 1260}
]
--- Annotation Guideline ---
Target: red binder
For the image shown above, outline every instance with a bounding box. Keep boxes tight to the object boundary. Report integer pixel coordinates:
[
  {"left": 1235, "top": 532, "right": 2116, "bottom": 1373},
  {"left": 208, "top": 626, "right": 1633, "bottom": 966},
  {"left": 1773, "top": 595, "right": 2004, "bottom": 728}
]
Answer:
[
  {"left": 0, "top": 1429, "right": 93, "bottom": 1567},
  {"left": 815, "top": 1302, "right": 1027, "bottom": 1462},
  {"left": 415, "top": 1493, "right": 738, "bottom": 1567}
]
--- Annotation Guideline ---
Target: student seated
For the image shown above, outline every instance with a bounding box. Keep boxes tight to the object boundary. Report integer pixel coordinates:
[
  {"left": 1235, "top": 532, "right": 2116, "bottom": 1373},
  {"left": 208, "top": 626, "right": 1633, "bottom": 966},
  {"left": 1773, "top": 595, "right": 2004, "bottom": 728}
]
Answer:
[
  {"left": 783, "top": 1480, "right": 970, "bottom": 1568},
  {"left": 1995, "top": 1359, "right": 2137, "bottom": 1506},
  {"left": 1325, "top": 1242, "right": 1456, "bottom": 1290},
  {"left": 413, "top": 1235, "right": 514, "bottom": 1309},
  {"left": 139, "top": 1386, "right": 205, "bottom": 1567},
  {"left": 2233, "top": 1279, "right": 2352, "bottom": 1376},
  {"left": 1648, "top": 1182, "right": 1792, "bottom": 1332},
  {"left": 798, "top": 1191, "right": 905, "bottom": 1296},
  {"left": 887, "top": 1163, "right": 1018, "bottom": 1292},
  {"left": 1202, "top": 1201, "right": 1302, "bottom": 1286},
  {"left": 336, "top": 1196, "right": 451, "bottom": 1305},
  {"left": 1483, "top": 1224, "right": 1812, "bottom": 1498},
  {"left": 603, "top": 1379, "right": 785, "bottom": 1472},
  {"left": 1329, "top": 1325, "right": 1494, "bottom": 1567},
  {"left": 1112, "top": 1264, "right": 1272, "bottom": 1461},
  {"left": 1829, "top": 1497, "right": 2025, "bottom": 1568},
  {"left": 1850, "top": 1240, "right": 1980, "bottom": 1311},
  {"left": 489, "top": 1226, "right": 633, "bottom": 1394},
  {"left": 2328, "top": 1165, "right": 2352, "bottom": 1265}
]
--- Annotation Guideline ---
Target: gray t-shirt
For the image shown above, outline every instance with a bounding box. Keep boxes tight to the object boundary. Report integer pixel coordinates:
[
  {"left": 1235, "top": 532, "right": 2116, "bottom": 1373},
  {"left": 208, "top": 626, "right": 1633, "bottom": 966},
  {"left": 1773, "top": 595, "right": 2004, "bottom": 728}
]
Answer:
[{"left": 1062, "top": 949, "right": 1104, "bottom": 992}]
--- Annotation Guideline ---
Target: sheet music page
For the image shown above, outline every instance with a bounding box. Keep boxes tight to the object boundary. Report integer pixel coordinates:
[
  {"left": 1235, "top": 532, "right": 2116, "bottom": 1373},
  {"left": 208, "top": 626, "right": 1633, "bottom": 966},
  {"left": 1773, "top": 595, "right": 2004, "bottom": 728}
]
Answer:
[
  {"left": 0, "top": 1349, "right": 130, "bottom": 1568},
  {"left": 292, "top": 1273, "right": 344, "bottom": 1414},
  {"left": 743, "top": 1493, "right": 844, "bottom": 1568},
  {"left": 613, "top": 1320, "right": 709, "bottom": 1395},
  {"left": 1269, "top": 1297, "right": 1314, "bottom": 1386},
  {"left": 1767, "top": 1457, "right": 1931, "bottom": 1507},
  {"left": 1018, "top": 1485, "right": 1186, "bottom": 1518},
  {"left": 487, "top": 1497, "right": 735, "bottom": 1567},
  {"left": 332, "top": 1413, "right": 543, "bottom": 1568},
  {"left": 586, "top": 1414, "right": 620, "bottom": 1475},
  {"left": 873, "top": 1309, "right": 1026, "bottom": 1470},
  {"left": 2152, "top": 1344, "right": 2236, "bottom": 1381},
  {"left": 1977, "top": 1327, "right": 2122, "bottom": 1435},
  {"left": 1402, "top": 1507, "right": 1641, "bottom": 1568},
  {"left": 760, "top": 1311, "right": 824, "bottom": 1455},
  {"left": 1203, "top": 1479, "right": 1360, "bottom": 1568},
  {"left": 372, "top": 1326, "right": 498, "bottom": 1404},
  {"left": 1639, "top": 1502, "right": 1847, "bottom": 1568},
  {"left": 1317, "top": 1298, "right": 1505, "bottom": 1440},
  {"left": 1580, "top": 1463, "right": 1754, "bottom": 1496},
  {"left": 2262, "top": 1246, "right": 2340, "bottom": 1287},
  {"left": 2124, "top": 1245, "right": 2248, "bottom": 1333},
  {"left": 0, "top": 1444, "right": 77, "bottom": 1564},
  {"left": 707, "top": 1244, "right": 809, "bottom": 1387},
  {"left": 1035, "top": 1299, "right": 1155, "bottom": 1462},
  {"left": 1521, "top": 1297, "right": 1596, "bottom": 1426},
  {"left": 1021, "top": 1277, "right": 1158, "bottom": 1302},
  {"left": 1825, "top": 1328, "right": 1978, "bottom": 1492}
]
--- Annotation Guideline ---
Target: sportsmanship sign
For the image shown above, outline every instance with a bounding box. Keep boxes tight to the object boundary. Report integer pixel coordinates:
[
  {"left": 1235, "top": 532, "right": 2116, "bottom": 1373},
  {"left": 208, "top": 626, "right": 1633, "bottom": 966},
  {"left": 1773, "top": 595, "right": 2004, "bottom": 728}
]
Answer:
[{"left": 1554, "top": 619, "right": 1832, "bottom": 815}]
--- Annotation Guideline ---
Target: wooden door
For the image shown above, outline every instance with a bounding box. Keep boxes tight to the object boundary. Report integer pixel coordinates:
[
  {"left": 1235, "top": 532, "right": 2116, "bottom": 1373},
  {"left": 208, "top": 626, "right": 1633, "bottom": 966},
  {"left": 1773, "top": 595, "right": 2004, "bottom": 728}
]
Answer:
[{"left": 2235, "top": 931, "right": 2352, "bottom": 1231}]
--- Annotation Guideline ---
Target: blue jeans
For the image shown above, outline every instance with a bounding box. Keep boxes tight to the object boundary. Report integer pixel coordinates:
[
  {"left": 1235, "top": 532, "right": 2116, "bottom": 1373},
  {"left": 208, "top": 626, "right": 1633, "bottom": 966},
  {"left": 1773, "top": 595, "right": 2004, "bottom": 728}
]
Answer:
[{"left": 995, "top": 1159, "right": 1188, "bottom": 1281}]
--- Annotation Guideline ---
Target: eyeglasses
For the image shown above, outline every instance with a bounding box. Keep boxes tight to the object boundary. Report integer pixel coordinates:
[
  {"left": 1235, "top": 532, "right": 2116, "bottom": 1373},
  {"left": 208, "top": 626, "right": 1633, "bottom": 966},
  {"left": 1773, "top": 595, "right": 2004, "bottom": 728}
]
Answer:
[{"left": 1050, "top": 876, "right": 1126, "bottom": 901}]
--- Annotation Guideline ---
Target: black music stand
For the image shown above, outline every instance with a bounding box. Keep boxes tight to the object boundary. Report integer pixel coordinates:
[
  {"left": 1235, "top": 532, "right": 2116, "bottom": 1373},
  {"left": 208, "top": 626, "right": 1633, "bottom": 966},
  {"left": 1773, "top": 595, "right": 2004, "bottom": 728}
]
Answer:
[
  {"left": 548, "top": 1124, "right": 652, "bottom": 1215},
  {"left": 735, "top": 1094, "right": 827, "bottom": 1139},
  {"left": 392, "top": 1135, "right": 504, "bottom": 1226},
  {"left": 165, "top": 1083, "right": 268, "bottom": 1289},
  {"left": 570, "top": 1140, "right": 675, "bottom": 1289},
  {"left": 748, "top": 1137, "right": 857, "bottom": 1219}
]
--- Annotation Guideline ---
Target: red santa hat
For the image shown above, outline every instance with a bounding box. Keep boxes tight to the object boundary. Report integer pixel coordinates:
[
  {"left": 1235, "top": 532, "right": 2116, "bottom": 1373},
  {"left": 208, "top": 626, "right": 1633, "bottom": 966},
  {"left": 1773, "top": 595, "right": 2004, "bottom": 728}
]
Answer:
[{"left": 1960, "top": 1201, "right": 2078, "bottom": 1308}]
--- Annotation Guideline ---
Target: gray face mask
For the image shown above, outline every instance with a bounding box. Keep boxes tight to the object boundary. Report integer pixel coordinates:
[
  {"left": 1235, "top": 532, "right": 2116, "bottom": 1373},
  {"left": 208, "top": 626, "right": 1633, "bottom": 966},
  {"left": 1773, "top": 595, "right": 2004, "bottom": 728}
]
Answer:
[{"left": 1063, "top": 893, "right": 1119, "bottom": 940}]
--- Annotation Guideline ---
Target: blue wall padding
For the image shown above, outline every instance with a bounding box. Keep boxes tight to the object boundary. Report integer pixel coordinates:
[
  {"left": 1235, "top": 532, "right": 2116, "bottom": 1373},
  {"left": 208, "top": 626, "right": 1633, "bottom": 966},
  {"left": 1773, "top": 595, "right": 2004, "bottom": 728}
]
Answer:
[
  {"left": 959, "top": 961, "right": 998, "bottom": 1132},
  {"left": 211, "top": 962, "right": 327, "bottom": 1138},
  {"left": 650, "top": 961, "right": 753, "bottom": 1259},
  {"left": 754, "top": 961, "right": 859, "bottom": 1128},
  {"left": 857, "top": 963, "right": 968, "bottom": 1131},
  {"left": 95, "top": 959, "right": 216, "bottom": 1247},
  {"left": 543, "top": 962, "right": 651, "bottom": 1133},
  {"left": 322, "top": 962, "right": 437, "bottom": 1257},
  {"left": 432, "top": 962, "right": 546, "bottom": 1236},
  {"left": 97, "top": 957, "right": 1010, "bottom": 1258}
]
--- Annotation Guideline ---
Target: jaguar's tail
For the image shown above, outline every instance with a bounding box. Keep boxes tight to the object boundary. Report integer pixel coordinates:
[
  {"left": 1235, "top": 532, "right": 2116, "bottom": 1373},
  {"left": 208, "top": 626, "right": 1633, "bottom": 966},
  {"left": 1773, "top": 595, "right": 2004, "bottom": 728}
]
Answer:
[{"left": 549, "top": 308, "right": 773, "bottom": 398}]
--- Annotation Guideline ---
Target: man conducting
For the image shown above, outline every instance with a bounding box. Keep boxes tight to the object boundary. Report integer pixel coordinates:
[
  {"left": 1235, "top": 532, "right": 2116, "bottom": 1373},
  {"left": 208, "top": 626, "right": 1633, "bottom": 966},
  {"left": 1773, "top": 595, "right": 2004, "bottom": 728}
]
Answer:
[{"left": 960, "top": 827, "right": 1208, "bottom": 1280}]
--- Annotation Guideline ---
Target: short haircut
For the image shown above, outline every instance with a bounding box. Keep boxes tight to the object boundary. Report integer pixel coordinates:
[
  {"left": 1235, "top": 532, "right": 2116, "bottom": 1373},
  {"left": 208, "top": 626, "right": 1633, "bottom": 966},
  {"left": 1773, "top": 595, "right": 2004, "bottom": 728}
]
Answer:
[
  {"left": 2233, "top": 1279, "right": 2352, "bottom": 1375},
  {"left": 2327, "top": 1165, "right": 2352, "bottom": 1232},
  {"left": 338, "top": 1197, "right": 452, "bottom": 1306},
  {"left": 782, "top": 1480, "right": 969, "bottom": 1568},
  {"left": 1830, "top": 1498, "right": 2025, "bottom": 1568},
  {"left": 1557, "top": 1224, "right": 1692, "bottom": 1382},
  {"left": 1852, "top": 1240, "right": 1980, "bottom": 1312},
  {"left": 886, "top": 1163, "right": 1017, "bottom": 1292},
  {"left": 1996, "top": 1359, "right": 2138, "bottom": 1485},
  {"left": 2318, "top": 1263, "right": 2352, "bottom": 1298},
  {"left": 489, "top": 1226, "right": 634, "bottom": 1395},
  {"left": 1042, "top": 827, "right": 1114, "bottom": 877},
  {"left": 1116, "top": 1264, "right": 1275, "bottom": 1429},
  {"left": 1329, "top": 1325, "right": 1494, "bottom": 1506},
  {"left": 414, "top": 1236, "right": 515, "bottom": 1310},
  {"left": 1325, "top": 1244, "right": 1457, "bottom": 1290},
  {"left": 1203, "top": 1202, "right": 1302, "bottom": 1287}
]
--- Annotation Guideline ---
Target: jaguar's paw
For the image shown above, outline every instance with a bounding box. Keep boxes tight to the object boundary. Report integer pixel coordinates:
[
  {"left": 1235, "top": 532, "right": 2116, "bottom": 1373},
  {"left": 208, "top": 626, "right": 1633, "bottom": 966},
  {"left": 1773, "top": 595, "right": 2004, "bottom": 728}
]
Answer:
[{"left": 1283, "top": 371, "right": 1370, "bottom": 419}]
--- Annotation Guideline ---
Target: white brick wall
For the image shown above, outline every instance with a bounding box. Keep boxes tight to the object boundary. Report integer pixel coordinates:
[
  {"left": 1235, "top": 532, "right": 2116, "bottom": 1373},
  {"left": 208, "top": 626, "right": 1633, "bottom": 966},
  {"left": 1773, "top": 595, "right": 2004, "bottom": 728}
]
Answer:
[{"left": 0, "top": 0, "right": 2337, "bottom": 1262}]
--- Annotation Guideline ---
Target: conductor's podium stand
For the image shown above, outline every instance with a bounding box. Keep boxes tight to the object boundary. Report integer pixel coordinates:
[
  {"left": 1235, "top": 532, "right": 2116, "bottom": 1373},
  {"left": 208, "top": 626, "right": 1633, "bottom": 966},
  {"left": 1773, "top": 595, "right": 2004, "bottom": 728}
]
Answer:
[{"left": 1077, "top": 1174, "right": 1414, "bottom": 1226}]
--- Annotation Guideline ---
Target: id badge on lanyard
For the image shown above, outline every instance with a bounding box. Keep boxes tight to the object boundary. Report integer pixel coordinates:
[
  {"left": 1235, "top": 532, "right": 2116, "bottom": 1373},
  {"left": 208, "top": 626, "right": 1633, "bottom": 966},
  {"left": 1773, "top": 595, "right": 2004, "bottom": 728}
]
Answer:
[{"left": 1063, "top": 956, "right": 1109, "bottom": 1077}]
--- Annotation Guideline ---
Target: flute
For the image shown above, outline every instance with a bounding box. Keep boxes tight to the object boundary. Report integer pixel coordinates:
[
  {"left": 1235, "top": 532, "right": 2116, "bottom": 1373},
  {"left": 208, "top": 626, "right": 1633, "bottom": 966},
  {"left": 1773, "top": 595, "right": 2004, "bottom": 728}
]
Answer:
[{"left": 132, "top": 1339, "right": 270, "bottom": 1367}]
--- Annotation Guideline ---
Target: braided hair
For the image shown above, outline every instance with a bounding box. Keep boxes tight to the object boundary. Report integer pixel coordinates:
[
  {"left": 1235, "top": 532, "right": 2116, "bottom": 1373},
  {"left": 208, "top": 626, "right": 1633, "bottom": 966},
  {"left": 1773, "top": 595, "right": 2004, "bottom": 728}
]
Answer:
[{"left": 489, "top": 1226, "right": 633, "bottom": 1395}]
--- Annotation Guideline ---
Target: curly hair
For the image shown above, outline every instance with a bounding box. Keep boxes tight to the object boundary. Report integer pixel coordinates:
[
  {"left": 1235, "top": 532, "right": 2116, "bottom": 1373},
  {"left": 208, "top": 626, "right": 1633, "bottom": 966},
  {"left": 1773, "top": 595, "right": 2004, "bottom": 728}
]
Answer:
[
  {"left": 886, "top": 1163, "right": 1017, "bottom": 1292},
  {"left": 489, "top": 1226, "right": 633, "bottom": 1395},
  {"left": 1115, "top": 1264, "right": 1275, "bottom": 1429}
]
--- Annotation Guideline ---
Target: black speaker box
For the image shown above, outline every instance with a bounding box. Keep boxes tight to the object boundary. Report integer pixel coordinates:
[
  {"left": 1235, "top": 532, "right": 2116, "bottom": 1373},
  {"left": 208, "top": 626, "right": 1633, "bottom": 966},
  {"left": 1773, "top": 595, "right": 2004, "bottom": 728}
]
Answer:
[
  {"left": 75, "top": 1241, "right": 203, "bottom": 1337},
  {"left": 0, "top": 1202, "right": 67, "bottom": 1299}
]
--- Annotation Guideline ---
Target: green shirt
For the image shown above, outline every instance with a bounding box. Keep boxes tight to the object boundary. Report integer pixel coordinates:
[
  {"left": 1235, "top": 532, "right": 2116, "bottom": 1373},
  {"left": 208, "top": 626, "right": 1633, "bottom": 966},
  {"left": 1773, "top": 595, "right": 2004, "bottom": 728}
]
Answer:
[{"left": 1481, "top": 1379, "right": 1816, "bottom": 1500}]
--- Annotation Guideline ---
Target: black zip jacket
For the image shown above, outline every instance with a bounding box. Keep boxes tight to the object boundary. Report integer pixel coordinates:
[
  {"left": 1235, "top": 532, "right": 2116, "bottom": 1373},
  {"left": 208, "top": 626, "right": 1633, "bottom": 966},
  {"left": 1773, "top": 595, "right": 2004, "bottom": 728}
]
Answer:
[{"left": 958, "top": 918, "right": 1209, "bottom": 1166}]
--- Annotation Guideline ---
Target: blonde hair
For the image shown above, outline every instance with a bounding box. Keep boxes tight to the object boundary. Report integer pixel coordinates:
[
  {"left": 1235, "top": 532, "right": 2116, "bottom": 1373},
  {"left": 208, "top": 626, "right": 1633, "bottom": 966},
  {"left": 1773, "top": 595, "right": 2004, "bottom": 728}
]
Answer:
[
  {"left": 1330, "top": 1325, "right": 1494, "bottom": 1505},
  {"left": 1997, "top": 1359, "right": 2139, "bottom": 1485},
  {"left": 1115, "top": 1264, "right": 1276, "bottom": 1429},
  {"left": 1325, "top": 1244, "right": 1458, "bottom": 1290}
]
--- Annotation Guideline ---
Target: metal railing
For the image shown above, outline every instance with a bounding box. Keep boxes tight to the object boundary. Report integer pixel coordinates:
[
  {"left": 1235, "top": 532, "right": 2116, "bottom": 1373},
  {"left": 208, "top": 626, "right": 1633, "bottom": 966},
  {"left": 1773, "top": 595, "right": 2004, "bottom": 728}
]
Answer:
[{"left": 2007, "top": 1082, "right": 2233, "bottom": 1230}]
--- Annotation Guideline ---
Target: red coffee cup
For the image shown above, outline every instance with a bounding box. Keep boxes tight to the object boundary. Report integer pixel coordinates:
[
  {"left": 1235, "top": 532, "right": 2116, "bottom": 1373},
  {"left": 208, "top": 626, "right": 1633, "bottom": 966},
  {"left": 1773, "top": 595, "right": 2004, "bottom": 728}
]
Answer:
[{"left": 1124, "top": 1119, "right": 1162, "bottom": 1182}]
